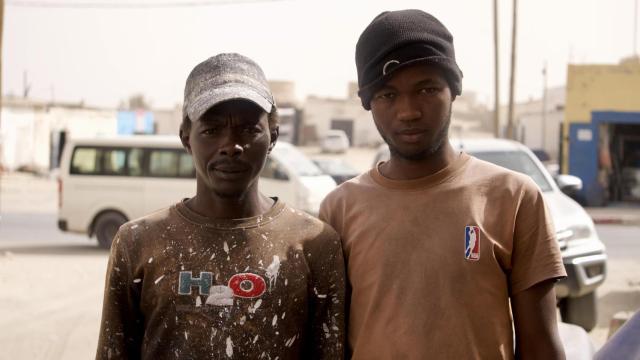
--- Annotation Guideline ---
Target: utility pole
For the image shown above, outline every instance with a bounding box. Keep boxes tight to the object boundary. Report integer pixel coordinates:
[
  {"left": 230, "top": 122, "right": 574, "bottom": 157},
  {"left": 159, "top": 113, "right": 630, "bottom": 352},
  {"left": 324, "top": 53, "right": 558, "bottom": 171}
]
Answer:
[
  {"left": 541, "top": 61, "right": 548, "bottom": 151},
  {"left": 493, "top": 0, "right": 500, "bottom": 138},
  {"left": 506, "top": 0, "right": 518, "bottom": 140},
  {"left": 0, "top": 0, "right": 4, "bottom": 217},
  {"left": 635, "top": 0, "right": 638, "bottom": 56}
]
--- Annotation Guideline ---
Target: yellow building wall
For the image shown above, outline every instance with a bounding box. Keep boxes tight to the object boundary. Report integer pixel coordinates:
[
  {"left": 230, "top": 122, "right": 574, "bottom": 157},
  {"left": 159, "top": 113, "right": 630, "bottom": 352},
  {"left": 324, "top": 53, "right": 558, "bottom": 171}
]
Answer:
[{"left": 562, "top": 60, "right": 640, "bottom": 172}]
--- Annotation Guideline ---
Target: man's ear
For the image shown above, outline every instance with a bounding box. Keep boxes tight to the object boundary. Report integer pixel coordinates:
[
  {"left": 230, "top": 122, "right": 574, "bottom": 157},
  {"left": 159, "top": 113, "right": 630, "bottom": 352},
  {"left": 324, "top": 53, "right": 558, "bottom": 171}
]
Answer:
[
  {"left": 179, "top": 127, "right": 192, "bottom": 154},
  {"left": 268, "top": 125, "right": 279, "bottom": 153}
]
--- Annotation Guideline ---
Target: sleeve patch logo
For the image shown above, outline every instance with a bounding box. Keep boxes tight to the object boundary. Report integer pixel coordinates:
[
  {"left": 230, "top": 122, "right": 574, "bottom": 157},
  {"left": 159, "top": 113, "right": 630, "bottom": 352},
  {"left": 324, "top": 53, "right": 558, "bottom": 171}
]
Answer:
[{"left": 464, "top": 226, "right": 481, "bottom": 261}]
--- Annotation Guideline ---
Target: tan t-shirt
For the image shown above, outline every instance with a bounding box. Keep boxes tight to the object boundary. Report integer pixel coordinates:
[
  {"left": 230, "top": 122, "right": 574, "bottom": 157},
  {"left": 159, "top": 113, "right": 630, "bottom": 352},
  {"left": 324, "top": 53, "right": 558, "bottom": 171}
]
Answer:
[
  {"left": 96, "top": 200, "right": 345, "bottom": 360},
  {"left": 319, "top": 153, "right": 566, "bottom": 360}
]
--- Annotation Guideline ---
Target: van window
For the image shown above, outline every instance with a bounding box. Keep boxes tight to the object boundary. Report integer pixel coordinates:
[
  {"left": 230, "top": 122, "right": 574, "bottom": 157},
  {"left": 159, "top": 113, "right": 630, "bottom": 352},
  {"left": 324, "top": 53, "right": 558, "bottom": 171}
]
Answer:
[
  {"left": 178, "top": 153, "right": 195, "bottom": 178},
  {"left": 148, "top": 149, "right": 194, "bottom": 178},
  {"left": 71, "top": 147, "right": 99, "bottom": 174},
  {"left": 128, "top": 148, "right": 144, "bottom": 177},
  {"left": 102, "top": 149, "right": 127, "bottom": 175},
  {"left": 70, "top": 147, "right": 127, "bottom": 176}
]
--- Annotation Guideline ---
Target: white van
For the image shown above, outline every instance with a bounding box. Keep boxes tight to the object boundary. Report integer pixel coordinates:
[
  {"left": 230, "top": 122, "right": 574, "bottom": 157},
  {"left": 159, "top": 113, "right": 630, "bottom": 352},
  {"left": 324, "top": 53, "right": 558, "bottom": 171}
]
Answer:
[{"left": 58, "top": 136, "right": 336, "bottom": 248}]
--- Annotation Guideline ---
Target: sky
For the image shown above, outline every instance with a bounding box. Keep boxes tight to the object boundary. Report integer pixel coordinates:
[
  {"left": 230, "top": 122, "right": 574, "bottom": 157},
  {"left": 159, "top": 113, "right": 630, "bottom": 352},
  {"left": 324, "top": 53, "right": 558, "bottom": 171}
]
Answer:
[{"left": 3, "top": 0, "right": 639, "bottom": 109}]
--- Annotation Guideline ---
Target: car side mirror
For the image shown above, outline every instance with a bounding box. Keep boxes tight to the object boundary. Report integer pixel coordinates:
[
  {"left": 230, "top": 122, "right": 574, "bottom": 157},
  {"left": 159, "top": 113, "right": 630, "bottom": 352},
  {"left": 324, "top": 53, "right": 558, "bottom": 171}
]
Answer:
[{"left": 556, "top": 174, "right": 583, "bottom": 195}]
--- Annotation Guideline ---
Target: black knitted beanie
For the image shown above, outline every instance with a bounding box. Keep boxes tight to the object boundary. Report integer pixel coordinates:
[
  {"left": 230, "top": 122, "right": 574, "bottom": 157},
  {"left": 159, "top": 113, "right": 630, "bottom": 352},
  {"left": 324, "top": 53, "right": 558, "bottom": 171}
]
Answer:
[{"left": 355, "top": 9, "right": 463, "bottom": 110}]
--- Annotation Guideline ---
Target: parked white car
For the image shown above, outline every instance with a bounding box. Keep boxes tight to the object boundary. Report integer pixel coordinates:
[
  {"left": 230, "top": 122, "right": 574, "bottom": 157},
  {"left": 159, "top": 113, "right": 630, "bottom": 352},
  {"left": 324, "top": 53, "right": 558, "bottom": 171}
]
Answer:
[
  {"left": 58, "top": 136, "right": 335, "bottom": 248},
  {"left": 373, "top": 138, "right": 607, "bottom": 331},
  {"left": 320, "top": 129, "right": 350, "bottom": 153}
]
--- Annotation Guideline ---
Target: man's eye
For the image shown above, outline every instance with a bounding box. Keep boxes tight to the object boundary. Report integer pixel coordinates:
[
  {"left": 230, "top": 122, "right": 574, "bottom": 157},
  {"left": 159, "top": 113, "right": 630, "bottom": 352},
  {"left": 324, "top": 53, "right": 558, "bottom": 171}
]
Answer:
[
  {"left": 375, "top": 92, "right": 395, "bottom": 101},
  {"left": 201, "top": 128, "right": 219, "bottom": 135},
  {"left": 242, "top": 126, "right": 262, "bottom": 134},
  {"left": 419, "top": 87, "right": 441, "bottom": 95}
]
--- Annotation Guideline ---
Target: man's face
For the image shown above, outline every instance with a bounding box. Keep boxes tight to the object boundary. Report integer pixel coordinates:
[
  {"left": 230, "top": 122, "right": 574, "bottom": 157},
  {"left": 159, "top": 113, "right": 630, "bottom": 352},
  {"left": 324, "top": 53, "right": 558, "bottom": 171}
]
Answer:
[
  {"left": 370, "top": 63, "right": 453, "bottom": 161},
  {"left": 184, "top": 99, "right": 275, "bottom": 199}
]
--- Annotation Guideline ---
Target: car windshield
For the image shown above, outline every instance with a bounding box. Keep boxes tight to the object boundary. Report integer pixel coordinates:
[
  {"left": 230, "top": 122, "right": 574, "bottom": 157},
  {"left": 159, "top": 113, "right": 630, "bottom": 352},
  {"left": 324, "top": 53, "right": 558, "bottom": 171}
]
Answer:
[
  {"left": 272, "top": 146, "right": 323, "bottom": 176},
  {"left": 470, "top": 150, "right": 553, "bottom": 192}
]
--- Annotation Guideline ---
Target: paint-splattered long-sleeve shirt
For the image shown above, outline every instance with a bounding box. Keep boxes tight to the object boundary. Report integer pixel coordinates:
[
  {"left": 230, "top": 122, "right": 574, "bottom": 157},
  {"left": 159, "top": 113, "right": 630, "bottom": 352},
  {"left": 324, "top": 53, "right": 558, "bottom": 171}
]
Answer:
[{"left": 96, "top": 200, "right": 346, "bottom": 359}]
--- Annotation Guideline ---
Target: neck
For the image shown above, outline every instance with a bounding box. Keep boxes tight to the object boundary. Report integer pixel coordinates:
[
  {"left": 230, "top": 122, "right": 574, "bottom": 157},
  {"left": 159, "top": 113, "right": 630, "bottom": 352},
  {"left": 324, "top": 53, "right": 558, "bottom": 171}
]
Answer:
[
  {"left": 186, "top": 183, "right": 274, "bottom": 220},
  {"left": 380, "top": 142, "right": 458, "bottom": 180}
]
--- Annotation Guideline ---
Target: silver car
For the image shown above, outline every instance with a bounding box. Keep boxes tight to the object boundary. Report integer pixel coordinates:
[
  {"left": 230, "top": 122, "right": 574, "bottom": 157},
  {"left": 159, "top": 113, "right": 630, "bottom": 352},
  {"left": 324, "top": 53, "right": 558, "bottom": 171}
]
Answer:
[{"left": 373, "top": 138, "right": 607, "bottom": 331}]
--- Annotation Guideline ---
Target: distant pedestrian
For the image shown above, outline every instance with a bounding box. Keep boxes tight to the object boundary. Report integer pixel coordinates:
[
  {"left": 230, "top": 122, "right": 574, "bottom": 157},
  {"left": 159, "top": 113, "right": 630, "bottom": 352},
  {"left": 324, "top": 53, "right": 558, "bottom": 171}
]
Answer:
[
  {"left": 320, "top": 9, "right": 566, "bottom": 359},
  {"left": 96, "top": 53, "right": 345, "bottom": 359}
]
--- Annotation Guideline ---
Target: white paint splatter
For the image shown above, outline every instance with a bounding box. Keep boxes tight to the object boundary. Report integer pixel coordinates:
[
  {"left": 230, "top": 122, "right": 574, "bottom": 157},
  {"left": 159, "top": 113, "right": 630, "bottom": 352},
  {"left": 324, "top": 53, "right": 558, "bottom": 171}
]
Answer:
[
  {"left": 206, "top": 286, "right": 234, "bottom": 306},
  {"left": 223, "top": 241, "right": 229, "bottom": 254},
  {"left": 148, "top": 257, "right": 153, "bottom": 264},
  {"left": 184, "top": 331, "right": 188, "bottom": 340},
  {"left": 272, "top": 315, "right": 278, "bottom": 327},
  {"left": 285, "top": 335, "right": 297, "bottom": 347},
  {"left": 154, "top": 275, "right": 165, "bottom": 284},
  {"left": 265, "top": 255, "right": 281, "bottom": 289},
  {"left": 248, "top": 299, "right": 262, "bottom": 314},
  {"left": 131, "top": 224, "right": 139, "bottom": 229},
  {"left": 322, "top": 323, "right": 330, "bottom": 338},
  {"left": 239, "top": 316, "right": 246, "bottom": 325},
  {"left": 314, "top": 287, "right": 327, "bottom": 298},
  {"left": 133, "top": 278, "right": 141, "bottom": 283},
  {"left": 261, "top": 234, "right": 268, "bottom": 241},
  {"left": 284, "top": 278, "right": 288, "bottom": 286},
  {"left": 281, "top": 312, "right": 286, "bottom": 319},
  {"left": 225, "top": 336, "right": 233, "bottom": 358},
  {"left": 209, "top": 253, "right": 216, "bottom": 260},
  {"left": 253, "top": 335, "right": 259, "bottom": 343},
  {"left": 195, "top": 296, "right": 202, "bottom": 307}
]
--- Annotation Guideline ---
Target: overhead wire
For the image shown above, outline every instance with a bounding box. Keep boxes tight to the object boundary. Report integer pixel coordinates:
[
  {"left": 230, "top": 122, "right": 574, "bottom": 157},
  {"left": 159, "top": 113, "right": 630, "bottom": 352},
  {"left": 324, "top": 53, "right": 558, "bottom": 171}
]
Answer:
[{"left": 6, "top": 0, "right": 288, "bottom": 9}]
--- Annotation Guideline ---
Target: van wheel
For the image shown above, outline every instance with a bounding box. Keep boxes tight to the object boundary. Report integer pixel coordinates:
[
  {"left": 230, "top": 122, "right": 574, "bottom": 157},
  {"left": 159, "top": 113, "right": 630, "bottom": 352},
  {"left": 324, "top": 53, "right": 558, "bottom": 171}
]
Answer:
[
  {"left": 559, "top": 292, "right": 597, "bottom": 332},
  {"left": 94, "top": 212, "right": 127, "bottom": 249}
]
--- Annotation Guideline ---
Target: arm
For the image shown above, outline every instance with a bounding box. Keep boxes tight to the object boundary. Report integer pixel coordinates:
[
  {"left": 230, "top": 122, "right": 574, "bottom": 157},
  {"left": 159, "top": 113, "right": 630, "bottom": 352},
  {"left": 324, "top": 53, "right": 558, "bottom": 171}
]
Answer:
[
  {"left": 304, "top": 225, "right": 347, "bottom": 360},
  {"left": 512, "top": 279, "right": 565, "bottom": 360},
  {"left": 95, "top": 228, "right": 143, "bottom": 360}
]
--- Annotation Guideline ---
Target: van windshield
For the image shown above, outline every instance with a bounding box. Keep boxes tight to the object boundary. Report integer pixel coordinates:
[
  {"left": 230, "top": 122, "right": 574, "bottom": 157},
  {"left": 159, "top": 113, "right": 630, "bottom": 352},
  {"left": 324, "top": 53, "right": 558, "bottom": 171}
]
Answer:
[
  {"left": 471, "top": 150, "right": 553, "bottom": 192},
  {"left": 272, "top": 146, "right": 323, "bottom": 176}
]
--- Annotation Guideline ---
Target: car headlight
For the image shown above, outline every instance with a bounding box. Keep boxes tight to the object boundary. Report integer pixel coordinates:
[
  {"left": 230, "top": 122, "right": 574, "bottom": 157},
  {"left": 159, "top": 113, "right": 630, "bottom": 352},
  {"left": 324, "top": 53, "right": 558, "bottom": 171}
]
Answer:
[{"left": 556, "top": 225, "right": 593, "bottom": 249}]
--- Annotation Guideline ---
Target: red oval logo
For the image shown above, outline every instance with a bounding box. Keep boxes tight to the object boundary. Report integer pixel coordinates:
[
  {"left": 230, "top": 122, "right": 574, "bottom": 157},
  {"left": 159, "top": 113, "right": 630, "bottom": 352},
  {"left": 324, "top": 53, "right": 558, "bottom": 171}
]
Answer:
[{"left": 228, "top": 273, "right": 266, "bottom": 298}]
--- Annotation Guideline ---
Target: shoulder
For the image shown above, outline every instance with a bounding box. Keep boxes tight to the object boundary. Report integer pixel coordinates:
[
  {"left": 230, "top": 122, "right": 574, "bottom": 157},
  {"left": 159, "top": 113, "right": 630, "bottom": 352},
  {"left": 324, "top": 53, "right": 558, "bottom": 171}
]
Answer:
[
  {"left": 279, "top": 203, "right": 339, "bottom": 240},
  {"left": 115, "top": 205, "right": 177, "bottom": 245},
  {"left": 322, "top": 171, "right": 376, "bottom": 210}
]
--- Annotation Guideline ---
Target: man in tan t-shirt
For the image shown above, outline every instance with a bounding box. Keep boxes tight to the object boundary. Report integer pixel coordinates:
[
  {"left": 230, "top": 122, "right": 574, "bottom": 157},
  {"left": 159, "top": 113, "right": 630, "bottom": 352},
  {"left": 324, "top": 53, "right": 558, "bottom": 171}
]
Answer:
[{"left": 319, "top": 10, "right": 566, "bottom": 360}]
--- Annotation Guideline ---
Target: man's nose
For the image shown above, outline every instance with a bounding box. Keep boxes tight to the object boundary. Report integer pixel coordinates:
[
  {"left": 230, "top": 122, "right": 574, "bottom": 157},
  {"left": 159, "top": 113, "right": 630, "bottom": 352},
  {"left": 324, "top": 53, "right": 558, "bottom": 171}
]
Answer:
[
  {"left": 396, "top": 94, "right": 422, "bottom": 122},
  {"left": 218, "top": 133, "right": 244, "bottom": 157}
]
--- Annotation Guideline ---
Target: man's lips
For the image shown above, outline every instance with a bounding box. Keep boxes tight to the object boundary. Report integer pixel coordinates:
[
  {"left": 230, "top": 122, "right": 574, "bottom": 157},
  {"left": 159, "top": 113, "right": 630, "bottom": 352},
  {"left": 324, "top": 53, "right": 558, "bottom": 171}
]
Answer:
[
  {"left": 397, "top": 128, "right": 427, "bottom": 135},
  {"left": 396, "top": 128, "right": 427, "bottom": 143},
  {"left": 208, "top": 161, "right": 250, "bottom": 174}
]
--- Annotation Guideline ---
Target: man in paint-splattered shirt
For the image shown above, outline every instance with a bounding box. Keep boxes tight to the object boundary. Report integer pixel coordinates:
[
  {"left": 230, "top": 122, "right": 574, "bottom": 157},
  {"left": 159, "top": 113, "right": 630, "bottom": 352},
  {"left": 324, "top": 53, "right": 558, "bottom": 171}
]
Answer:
[{"left": 96, "top": 53, "right": 346, "bottom": 359}]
